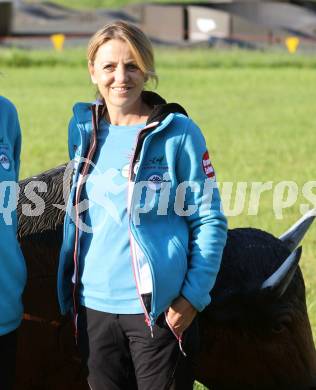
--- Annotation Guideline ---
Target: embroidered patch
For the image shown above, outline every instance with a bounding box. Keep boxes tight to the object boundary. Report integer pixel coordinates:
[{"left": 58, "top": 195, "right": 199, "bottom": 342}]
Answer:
[
  {"left": 202, "top": 151, "right": 215, "bottom": 179},
  {"left": 147, "top": 174, "right": 163, "bottom": 190},
  {"left": 0, "top": 153, "right": 10, "bottom": 170},
  {"left": 147, "top": 155, "right": 165, "bottom": 165}
]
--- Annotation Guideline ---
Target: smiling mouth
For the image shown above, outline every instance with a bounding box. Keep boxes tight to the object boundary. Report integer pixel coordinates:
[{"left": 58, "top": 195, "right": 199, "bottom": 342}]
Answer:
[{"left": 112, "top": 87, "right": 131, "bottom": 92}]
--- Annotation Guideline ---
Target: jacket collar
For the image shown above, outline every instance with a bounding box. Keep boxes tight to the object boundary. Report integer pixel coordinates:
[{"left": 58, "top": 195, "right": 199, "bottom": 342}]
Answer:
[{"left": 72, "top": 91, "right": 188, "bottom": 127}]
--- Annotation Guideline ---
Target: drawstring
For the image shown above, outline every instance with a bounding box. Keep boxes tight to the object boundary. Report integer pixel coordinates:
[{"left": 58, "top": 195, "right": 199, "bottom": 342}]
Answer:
[
  {"left": 164, "top": 312, "right": 187, "bottom": 356},
  {"left": 74, "top": 312, "right": 78, "bottom": 345},
  {"left": 178, "top": 336, "right": 187, "bottom": 357},
  {"left": 150, "top": 325, "right": 154, "bottom": 338}
]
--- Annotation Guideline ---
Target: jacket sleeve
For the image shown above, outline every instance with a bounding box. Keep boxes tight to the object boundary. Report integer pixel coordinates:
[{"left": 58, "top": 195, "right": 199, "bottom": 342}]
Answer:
[{"left": 176, "top": 118, "right": 227, "bottom": 312}]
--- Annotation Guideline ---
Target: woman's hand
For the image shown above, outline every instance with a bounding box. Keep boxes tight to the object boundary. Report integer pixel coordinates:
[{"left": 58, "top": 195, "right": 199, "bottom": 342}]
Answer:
[{"left": 166, "top": 296, "right": 197, "bottom": 337}]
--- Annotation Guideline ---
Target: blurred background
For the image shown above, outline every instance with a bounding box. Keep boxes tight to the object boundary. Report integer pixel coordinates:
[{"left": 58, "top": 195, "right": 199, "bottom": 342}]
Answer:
[
  {"left": 1, "top": 0, "right": 316, "bottom": 49},
  {"left": 1, "top": 2, "right": 316, "bottom": 388}
]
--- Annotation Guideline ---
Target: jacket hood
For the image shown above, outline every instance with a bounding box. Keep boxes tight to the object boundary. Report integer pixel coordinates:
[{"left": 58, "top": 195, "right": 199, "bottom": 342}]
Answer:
[{"left": 141, "top": 91, "right": 188, "bottom": 125}]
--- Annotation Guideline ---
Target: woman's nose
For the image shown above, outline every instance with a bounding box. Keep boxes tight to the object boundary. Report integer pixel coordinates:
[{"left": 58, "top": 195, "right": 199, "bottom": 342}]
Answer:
[{"left": 115, "top": 64, "right": 128, "bottom": 83}]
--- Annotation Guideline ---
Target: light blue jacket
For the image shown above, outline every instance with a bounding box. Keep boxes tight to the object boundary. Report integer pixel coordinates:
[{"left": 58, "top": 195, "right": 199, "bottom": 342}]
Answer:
[
  {"left": 57, "top": 93, "right": 227, "bottom": 327},
  {"left": 0, "top": 96, "right": 27, "bottom": 336}
]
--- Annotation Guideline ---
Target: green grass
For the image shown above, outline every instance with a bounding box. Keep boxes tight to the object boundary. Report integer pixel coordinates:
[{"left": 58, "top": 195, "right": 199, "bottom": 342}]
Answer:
[
  {"left": 2, "top": 47, "right": 316, "bottom": 69},
  {"left": 1, "top": 47, "right": 316, "bottom": 389}
]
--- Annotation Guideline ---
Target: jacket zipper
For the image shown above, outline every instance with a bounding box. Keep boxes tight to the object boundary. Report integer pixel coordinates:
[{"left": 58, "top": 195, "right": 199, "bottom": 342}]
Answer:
[
  {"left": 72, "top": 105, "right": 101, "bottom": 342},
  {"left": 129, "top": 229, "right": 154, "bottom": 336},
  {"left": 128, "top": 121, "right": 159, "bottom": 336}
]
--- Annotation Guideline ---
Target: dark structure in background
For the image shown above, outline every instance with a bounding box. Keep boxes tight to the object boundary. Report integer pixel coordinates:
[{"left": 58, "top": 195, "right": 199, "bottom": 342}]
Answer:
[
  {"left": 1, "top": 0, "right": 316, "bottom": 49},
  {"left": 0, "top": 1, "right": 13, "bottom": 35},
  {"left": 142, "top": 1, "right": 316, "bottom": 49}
]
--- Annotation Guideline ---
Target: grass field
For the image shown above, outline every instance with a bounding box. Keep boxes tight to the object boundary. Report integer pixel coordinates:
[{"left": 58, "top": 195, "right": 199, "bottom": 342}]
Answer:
[{"left": 1, "top": 47, "right": 316, "bottom": 389}]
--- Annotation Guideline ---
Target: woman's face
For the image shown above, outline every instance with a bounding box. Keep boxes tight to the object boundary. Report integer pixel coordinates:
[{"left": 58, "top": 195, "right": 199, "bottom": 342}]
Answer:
[{"left": 89, "top": 39, "right": 146, "bottom": 115}]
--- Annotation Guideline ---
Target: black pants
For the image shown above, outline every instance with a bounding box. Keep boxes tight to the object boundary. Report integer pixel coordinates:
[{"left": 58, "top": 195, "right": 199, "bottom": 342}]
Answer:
[
  {"left": 0, "top": 330, "right": 17, "bottom": 390},
  {"left": 77, "top": 306, "right": 199, "bottom": 390}
]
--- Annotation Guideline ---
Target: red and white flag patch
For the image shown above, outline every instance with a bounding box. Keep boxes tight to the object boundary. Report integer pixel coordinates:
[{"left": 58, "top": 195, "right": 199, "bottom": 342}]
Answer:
[{"left": 202, "top": 151, "right": 215, "bottom": 179}]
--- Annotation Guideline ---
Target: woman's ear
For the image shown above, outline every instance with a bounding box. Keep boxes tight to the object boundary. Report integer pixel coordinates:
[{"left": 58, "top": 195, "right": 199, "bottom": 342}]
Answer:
[{"left": 88, "top": 61, "right": 97, "bottom": 85}]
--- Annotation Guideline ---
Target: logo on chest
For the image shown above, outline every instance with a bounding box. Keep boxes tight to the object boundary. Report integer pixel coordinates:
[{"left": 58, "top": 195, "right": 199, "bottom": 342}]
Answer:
[
  {"left": 147, "top": 174, "right": 164, "bottom": 190},
  {"left": 0, "top": 153, "right": 10, "bottom": 170}
]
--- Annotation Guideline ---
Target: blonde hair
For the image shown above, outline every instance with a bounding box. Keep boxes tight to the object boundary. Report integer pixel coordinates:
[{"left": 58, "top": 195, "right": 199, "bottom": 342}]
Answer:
[{"left": 87, "top": 21, "right": 158, "bottom": 87}]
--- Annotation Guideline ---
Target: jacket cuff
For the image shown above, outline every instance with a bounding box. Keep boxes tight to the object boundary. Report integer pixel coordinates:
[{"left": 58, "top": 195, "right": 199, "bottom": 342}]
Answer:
[{"left": 180, "top": 284, "right": 211, "bottom": 312}]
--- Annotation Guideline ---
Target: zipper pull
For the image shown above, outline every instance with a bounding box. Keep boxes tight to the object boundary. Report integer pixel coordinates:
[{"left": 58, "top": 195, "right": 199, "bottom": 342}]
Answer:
[
  {"left": 150, "top": 324, "right": 154, "bottom": 338},
  {"left": 146, "top": 316, "right": 155, "bottom": 338}
]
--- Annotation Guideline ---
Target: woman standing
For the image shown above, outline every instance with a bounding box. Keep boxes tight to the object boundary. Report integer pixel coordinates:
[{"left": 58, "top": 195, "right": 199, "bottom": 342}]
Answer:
[
  {"left": 0, "top": 96, "right": 27, "bottom": 389},
  {"left": 58, "top": 21, "right": 227, "bottom": 390}
]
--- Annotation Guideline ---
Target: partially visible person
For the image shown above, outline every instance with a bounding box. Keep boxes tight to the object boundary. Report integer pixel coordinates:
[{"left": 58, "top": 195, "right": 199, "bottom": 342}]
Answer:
[{"left": 0, "top": 96, "right": 27, "bottom": 390}]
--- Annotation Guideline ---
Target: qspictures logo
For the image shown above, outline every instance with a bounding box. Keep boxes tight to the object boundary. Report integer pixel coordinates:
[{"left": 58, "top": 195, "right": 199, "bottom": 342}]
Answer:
[{"left": 0, "top": 159, "right": 316, "bottom": 229}]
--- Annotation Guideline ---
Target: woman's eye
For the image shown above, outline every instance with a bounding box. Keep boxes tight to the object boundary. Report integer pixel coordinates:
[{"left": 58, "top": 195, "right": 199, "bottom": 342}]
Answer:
[
  {"left": 126, "top": 64, "right": 138, "bottom": 71},
  {"left": 103, "top": 64, "right": 115, "bottom": 71}
]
